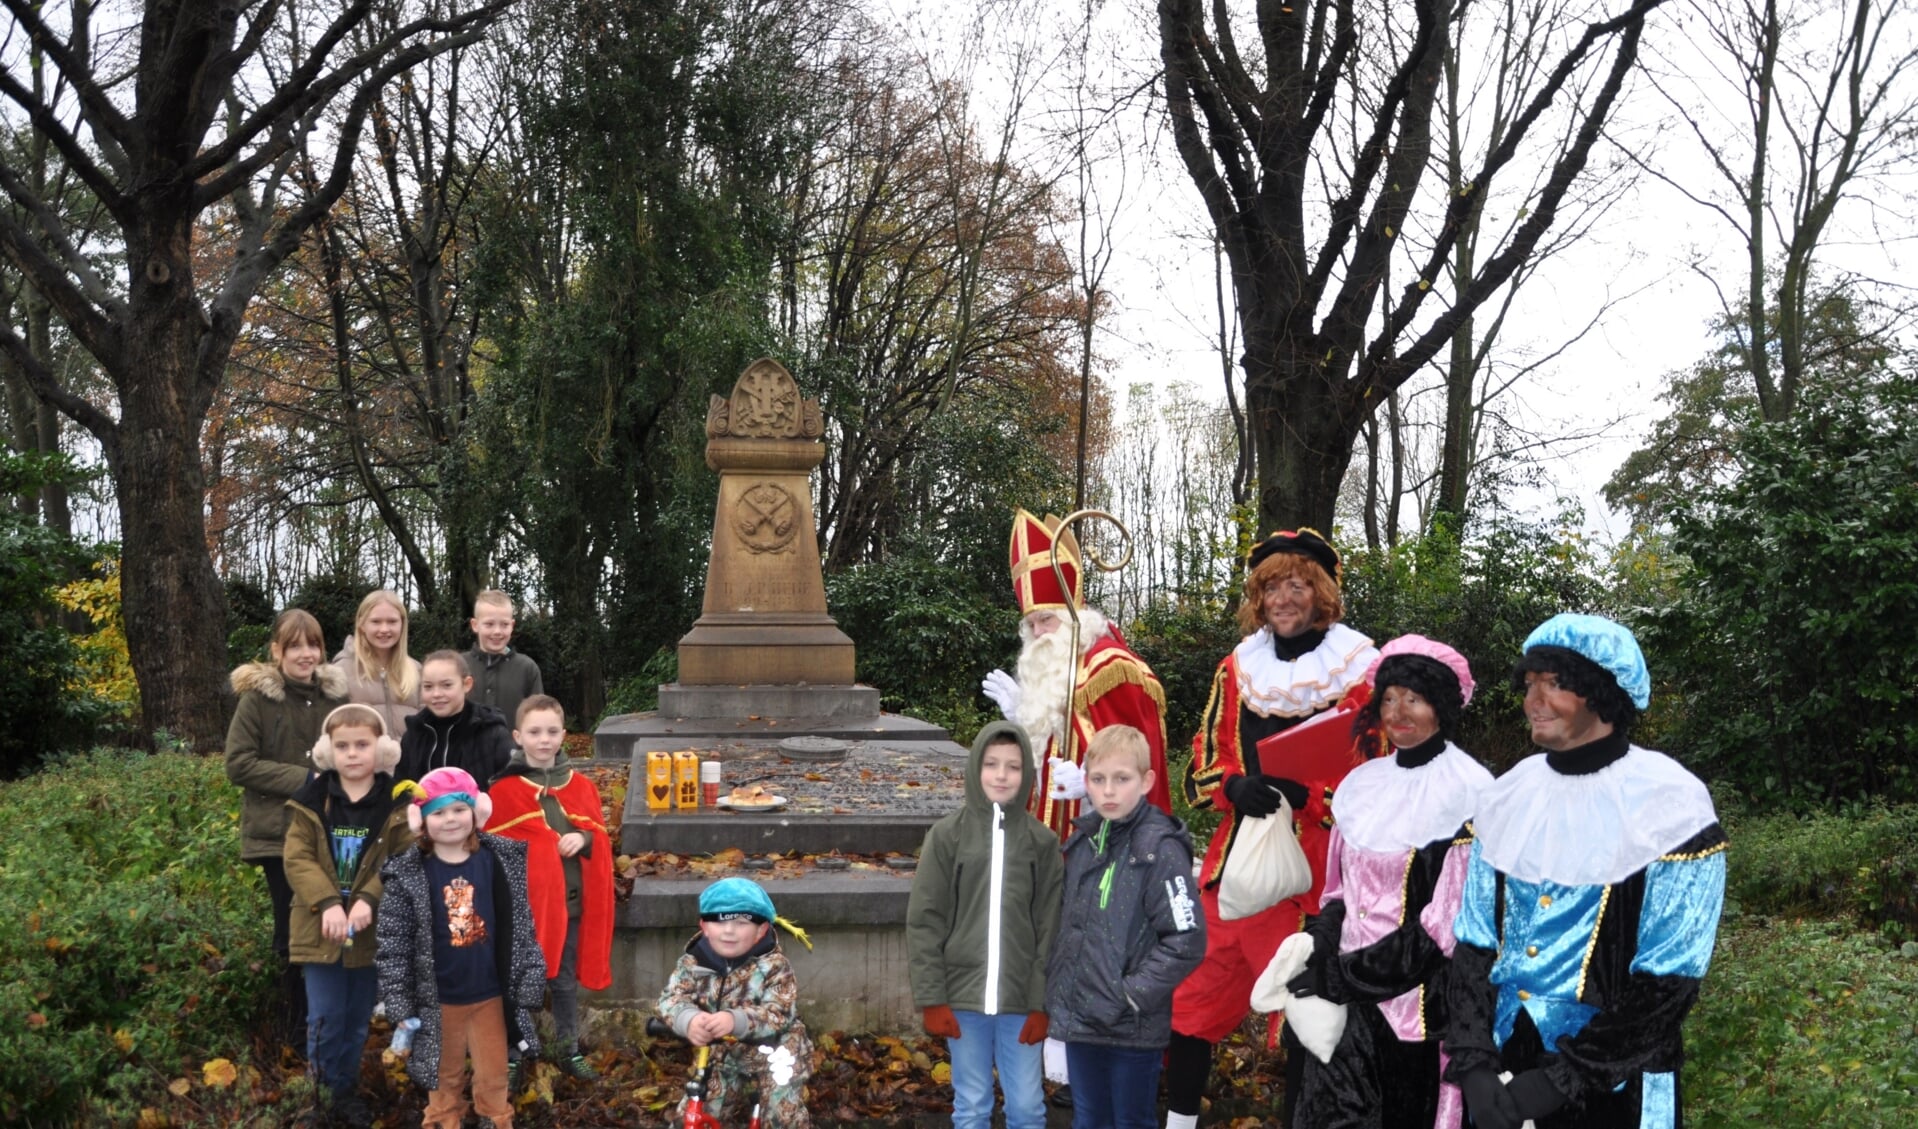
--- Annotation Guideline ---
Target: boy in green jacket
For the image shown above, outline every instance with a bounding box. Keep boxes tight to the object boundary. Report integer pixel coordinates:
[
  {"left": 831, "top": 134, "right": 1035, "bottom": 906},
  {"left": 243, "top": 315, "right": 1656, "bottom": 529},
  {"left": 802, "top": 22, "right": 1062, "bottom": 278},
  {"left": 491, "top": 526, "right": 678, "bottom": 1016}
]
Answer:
[{"left": 908, "top": 721, "right": 1065, "bottom": 1129}]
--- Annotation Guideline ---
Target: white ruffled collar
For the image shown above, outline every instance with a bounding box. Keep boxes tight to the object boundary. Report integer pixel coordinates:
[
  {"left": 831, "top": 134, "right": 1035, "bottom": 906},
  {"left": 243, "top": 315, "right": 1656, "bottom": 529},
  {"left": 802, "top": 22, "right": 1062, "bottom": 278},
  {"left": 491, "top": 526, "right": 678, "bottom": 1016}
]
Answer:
[
  {"left": 1473, "top": 746, "right": 1720, "bottom": 886},
  {"left": 1332, "top": 742, "right": 1493, "bottom": 853},
  {"left": 1233, "top": 622, "right": 1377, "bottom": 718}
]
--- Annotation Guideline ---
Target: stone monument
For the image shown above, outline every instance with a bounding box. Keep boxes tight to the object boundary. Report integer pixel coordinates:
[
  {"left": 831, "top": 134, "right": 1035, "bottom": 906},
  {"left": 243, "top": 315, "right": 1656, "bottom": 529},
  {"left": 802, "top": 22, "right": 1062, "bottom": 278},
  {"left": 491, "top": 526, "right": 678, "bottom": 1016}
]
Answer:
[
  {"left": 658, "top": 357, "right": 877, "bottom": 719},
  {"left": 592, "top": 358, "right": 965, "bottom": 1034}
]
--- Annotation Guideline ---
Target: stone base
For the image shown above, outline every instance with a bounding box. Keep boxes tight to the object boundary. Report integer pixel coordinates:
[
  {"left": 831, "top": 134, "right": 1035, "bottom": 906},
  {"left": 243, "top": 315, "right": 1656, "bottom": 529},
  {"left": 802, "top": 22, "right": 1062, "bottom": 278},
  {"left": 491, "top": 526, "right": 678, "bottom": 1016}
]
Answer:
[
  {"left": 677, "top": 615, "right": 856, "bottom": 685},
  {"left": 654, "top": 682, "right": 881, "bottom": 721},
  {"left": 594, "top": 709, "right": 952, "bottom": 758},
  {"left": 598, "top": 872, "right": 918, "bottom": 1035}
]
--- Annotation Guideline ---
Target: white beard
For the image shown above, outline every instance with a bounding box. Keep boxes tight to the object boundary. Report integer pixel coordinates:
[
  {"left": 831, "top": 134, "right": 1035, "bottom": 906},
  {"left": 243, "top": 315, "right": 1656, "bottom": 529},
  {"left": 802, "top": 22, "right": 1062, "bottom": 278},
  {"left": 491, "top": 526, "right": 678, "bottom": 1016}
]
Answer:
[{"left": 1014, "top": 608, "right": 1109, "bottom": 764}]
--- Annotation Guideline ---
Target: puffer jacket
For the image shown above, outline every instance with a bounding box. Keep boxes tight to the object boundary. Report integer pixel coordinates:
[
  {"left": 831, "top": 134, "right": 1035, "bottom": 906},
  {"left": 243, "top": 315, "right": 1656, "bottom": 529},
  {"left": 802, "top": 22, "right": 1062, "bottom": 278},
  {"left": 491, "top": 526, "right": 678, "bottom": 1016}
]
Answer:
[
  {"left": 224, "top": 661, "right": 348, "bottom": 860},
  {"left": 397, "top": 701, "right": 516, "bottom": 786},
  {"left": 1045, "top": 800, "right": 1206, "bottom": 1048},
  {"left": 374, "top": 834, "right": 546, "bottom": 1088},
  {"left": 283, "top": 772, "right": 414, "bottom": 967},
  {"left": 657, "top": 929, "right": 812, "bottom": 1062},
  {"left": 907, "top": 720, "right": 1064, "bottom": 1015}
]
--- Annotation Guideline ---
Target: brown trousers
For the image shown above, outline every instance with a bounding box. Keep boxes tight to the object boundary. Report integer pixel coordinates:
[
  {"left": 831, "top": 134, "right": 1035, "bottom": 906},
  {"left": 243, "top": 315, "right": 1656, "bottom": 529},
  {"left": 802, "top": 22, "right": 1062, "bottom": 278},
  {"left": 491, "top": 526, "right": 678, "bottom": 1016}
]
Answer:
[{"left": 423, "top": 997, "right": 513, "bottom": 1129}]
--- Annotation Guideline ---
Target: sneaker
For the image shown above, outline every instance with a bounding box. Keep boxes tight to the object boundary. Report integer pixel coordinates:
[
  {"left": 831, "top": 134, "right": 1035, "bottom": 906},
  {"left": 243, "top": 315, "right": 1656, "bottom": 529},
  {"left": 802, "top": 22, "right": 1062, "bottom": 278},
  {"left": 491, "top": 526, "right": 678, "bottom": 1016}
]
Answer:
[
  {"left": 557, "top": 1052, "right": 599, "bottom": 1081},
  {"left": 506, "top": 1056, "right": 522, "bottom": 1093},
  {"left": 1049, "top": 1083, "right": 1075, "bottom": 1109}
]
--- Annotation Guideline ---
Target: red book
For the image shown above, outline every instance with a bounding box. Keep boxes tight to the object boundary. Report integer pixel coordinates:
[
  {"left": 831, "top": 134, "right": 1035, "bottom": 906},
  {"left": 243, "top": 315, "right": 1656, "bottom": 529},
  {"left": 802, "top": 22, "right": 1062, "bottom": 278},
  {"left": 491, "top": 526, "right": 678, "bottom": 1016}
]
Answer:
[{"left": 1254, "top": 681, "right": 1373, "bottom": 781}]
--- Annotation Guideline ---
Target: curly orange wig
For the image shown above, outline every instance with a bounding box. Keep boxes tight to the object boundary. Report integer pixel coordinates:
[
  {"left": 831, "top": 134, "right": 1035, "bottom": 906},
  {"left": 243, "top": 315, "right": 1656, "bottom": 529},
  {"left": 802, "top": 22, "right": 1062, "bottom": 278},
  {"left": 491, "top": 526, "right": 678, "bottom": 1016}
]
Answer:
[{"left": 1236, "top": 552, "right": 1344, "bottom": 636}]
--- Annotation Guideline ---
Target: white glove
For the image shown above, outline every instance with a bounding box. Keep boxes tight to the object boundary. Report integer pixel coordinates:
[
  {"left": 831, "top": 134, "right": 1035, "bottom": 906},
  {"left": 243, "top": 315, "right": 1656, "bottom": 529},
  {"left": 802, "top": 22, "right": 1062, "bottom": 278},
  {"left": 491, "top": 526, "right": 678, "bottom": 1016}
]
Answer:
[
  {"left": 1047, "top": 756, "right": 1086, "bottom": 800},
  {"left": 981, "top": 669, "right": 1022, "bottom": 720},
  {"left": 1250, "top": 932, "right": 1347, "bottom": 1063}
]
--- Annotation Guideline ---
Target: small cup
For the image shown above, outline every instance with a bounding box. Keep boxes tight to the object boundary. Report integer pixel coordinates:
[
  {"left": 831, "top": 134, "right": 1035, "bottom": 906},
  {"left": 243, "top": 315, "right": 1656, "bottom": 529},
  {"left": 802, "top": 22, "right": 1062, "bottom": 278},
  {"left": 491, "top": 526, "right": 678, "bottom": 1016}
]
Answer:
[{"left": 700, "top": 760, "right": 721, "bottom": 807}]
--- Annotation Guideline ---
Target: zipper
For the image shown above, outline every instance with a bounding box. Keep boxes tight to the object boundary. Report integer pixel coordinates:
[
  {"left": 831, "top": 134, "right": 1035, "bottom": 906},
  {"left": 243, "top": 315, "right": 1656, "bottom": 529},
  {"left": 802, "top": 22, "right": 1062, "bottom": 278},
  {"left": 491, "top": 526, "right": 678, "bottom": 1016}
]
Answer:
[
  {"left": 1095, "top": 819, "right": 1116, "bottom": 910},
  {"left": 984, "top": 802, "right": 1004, "bottom": 1015}
]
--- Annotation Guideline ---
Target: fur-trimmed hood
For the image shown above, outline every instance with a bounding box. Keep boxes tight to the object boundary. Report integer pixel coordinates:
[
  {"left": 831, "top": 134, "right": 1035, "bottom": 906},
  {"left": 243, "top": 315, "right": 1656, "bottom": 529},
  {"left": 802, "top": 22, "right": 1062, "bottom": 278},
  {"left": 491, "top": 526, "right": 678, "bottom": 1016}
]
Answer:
[{"left": 231, "top": 660, "right": 347, "bottom": 701}]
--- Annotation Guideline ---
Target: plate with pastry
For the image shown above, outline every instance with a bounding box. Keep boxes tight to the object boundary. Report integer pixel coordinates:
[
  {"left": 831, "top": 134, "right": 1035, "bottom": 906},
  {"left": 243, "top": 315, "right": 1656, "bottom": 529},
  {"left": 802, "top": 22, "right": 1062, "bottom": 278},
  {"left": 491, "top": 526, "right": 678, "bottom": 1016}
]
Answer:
[{"left": 718, "top": 783, "right": 789, "bottom": 811}]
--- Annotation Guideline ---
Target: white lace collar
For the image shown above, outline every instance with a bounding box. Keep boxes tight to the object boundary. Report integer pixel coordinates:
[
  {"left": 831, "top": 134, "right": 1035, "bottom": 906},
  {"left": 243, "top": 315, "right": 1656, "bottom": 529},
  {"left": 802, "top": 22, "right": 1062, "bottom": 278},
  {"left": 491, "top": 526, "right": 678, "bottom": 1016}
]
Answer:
[
  {"left": 1233, "top": 622, "right": 1378, "bottom": 718},
  {"left": 1332, "top": 743, "right": 1493, "bottom": 853},
  {"left": 1473, "top": 746, "right": 1720, "bottom": 886}
]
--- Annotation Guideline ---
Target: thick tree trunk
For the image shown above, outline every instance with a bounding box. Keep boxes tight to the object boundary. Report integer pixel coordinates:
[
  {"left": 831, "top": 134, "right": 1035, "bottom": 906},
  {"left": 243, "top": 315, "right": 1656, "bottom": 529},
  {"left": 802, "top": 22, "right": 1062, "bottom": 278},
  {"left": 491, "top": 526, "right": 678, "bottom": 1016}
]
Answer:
[
  {"left": 115, "top": 367, "right": 229, "bottom": 750},
  {"left": 1243, "top": 323, "right": 1363, "bottom": 534},
  {"left": 114, "top": 212, "right": 230, "bottom": 750}
]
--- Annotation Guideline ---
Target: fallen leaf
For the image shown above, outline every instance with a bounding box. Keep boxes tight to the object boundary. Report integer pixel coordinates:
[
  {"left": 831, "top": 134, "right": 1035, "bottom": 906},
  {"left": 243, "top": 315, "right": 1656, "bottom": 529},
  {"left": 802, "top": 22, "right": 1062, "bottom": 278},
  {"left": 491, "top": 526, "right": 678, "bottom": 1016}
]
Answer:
[
  {"left": 167, "top": 1078, "right": 191, "bottom": 1097},
  {"left": 202, "top": 1058, "right": 238, "bottom": 1089},
  {"left": 137, "top": 1109, "right": 168, "bottom": 1129},
  {"left": 25, "top": 1012, "right": 45, "bottom": 1028},
  {"left": 931, "top": 1061, "right": 951, "bottom": 1083}
]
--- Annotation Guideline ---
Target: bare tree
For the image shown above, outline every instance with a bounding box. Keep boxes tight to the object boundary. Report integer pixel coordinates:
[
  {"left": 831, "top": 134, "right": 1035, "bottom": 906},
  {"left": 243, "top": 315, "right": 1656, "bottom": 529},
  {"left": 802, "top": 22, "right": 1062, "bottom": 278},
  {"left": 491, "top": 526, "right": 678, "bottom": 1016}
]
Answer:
[
  {"left": 0, "top": 0, "right": 508, "bottom": 746},
  {"left": 1158, "top": 0, "right": 1673, "bottom": 532},
  {"left": 1637, "top": 0, "right": 1918, "bottom": 421}
]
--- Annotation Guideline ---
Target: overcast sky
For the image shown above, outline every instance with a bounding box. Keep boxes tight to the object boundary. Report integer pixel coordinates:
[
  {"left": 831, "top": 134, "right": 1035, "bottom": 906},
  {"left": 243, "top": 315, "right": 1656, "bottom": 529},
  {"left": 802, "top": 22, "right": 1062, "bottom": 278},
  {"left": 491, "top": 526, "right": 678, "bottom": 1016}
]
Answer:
[{"left": 879, "top": 0, "right": 1917, "bottom": 541}]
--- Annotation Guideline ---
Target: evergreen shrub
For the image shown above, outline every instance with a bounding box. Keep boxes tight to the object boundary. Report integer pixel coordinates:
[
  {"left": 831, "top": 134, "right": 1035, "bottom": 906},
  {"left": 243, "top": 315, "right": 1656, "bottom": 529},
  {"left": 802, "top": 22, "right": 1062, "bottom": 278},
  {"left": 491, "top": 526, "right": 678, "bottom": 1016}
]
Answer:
[{"left": 0, "top": 750, "right": 273, "bottom": 1122}]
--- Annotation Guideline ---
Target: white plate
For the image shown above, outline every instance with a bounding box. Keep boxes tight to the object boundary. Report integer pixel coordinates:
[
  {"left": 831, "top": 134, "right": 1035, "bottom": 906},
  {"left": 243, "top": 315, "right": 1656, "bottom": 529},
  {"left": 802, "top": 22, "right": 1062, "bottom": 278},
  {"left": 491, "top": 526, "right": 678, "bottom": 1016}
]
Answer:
[{"left": 716, "top": 794, "right": 789, "bottom": 811}]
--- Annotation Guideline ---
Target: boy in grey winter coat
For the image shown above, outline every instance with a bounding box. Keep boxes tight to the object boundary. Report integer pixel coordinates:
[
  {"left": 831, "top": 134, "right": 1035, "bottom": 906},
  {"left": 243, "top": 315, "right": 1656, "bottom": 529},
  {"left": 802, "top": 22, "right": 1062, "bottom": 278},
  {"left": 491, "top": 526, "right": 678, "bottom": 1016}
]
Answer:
[
  {"left": 907, "top": 721, "right": 1064, "bottom": 1129},
  {"left": 1046, "top": 725, "right": 1206, "bottom": 1129}
]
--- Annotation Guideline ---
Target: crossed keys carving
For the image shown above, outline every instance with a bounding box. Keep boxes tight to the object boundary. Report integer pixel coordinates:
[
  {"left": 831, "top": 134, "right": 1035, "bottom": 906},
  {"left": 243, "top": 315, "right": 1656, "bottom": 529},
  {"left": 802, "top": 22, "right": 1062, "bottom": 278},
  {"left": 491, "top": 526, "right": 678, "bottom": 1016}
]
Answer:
[{"left": 734, "top": 484, "right": 798, "bottom": 553}]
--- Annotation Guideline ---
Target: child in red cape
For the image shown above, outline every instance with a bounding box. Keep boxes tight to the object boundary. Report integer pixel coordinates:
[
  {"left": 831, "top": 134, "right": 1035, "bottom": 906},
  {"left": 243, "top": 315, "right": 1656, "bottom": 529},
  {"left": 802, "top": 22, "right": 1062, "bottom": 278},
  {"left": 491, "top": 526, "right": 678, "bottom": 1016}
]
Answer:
[{"left": 486, "top": 694, "right": 614, "bottom": 1079}]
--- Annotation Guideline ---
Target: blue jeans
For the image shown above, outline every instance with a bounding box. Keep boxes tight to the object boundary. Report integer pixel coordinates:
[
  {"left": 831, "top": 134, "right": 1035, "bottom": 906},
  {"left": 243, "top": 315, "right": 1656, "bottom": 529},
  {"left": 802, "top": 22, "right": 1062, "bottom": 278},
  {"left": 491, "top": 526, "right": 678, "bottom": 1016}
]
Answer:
[
  {"left": 950, "top": 1010, "right": 1046, "bottom": 1129},
  {"left": 303, "top": 961, "right": 379, "bottom": 1096},
  {"left": 1065, "top": 1041, "right": 1163, "bottom": 1129}
]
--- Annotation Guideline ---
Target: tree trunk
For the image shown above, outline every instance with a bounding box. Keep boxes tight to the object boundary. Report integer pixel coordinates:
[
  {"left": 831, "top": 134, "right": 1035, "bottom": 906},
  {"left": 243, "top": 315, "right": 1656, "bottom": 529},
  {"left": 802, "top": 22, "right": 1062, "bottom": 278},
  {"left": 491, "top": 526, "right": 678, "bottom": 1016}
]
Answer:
[
  {"left": 116, "top": 332, "right": 230, "bottom": 749},
  {"left": 1243, "top": 322, "right": 1363, "bottom": 533}
]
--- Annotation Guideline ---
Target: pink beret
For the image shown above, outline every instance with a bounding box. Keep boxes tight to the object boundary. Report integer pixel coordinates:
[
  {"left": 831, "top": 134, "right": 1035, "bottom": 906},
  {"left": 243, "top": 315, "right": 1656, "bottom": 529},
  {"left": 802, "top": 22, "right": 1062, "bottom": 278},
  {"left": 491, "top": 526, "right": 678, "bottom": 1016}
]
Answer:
[{"left": 1364, "top": 634, "right": 1475, "bottom": 705}]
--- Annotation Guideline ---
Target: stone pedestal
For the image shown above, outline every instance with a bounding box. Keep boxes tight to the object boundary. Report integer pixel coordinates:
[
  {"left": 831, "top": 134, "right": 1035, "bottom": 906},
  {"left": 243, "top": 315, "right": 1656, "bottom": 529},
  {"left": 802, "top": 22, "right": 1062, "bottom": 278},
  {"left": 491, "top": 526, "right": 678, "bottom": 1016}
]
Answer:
[{"left": 676, "top": 359, "right": 857, "bottom": 686}]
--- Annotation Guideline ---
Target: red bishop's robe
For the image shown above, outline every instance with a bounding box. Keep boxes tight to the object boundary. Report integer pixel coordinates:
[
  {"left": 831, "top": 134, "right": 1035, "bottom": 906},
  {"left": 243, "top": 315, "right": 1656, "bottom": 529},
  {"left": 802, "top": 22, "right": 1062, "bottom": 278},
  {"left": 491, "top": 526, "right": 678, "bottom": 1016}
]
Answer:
[
  {"left": 487, "top": 768, "right": 615, "bottom": 992},
  {"left": 1028, "top": 628, "right": 1172, "bottom": 839}
]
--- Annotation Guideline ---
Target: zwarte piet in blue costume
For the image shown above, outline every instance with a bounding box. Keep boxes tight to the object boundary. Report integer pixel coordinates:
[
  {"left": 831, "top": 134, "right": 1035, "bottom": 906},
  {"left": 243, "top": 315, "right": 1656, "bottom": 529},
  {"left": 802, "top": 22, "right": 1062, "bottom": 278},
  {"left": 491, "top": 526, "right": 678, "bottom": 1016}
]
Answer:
[{"left": 1444, "top": 615, "right": 1727, "bottom": 1129}]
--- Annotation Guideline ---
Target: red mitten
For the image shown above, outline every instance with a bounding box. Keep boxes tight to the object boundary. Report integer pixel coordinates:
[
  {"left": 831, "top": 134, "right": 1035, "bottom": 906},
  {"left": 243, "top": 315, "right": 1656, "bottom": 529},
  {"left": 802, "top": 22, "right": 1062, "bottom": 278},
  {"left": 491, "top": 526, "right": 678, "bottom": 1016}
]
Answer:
[
  {"left": 1018, "top": 1012, "right": 1049, "bottom": 1045},
  {"left": 922, "top": 1005, "right": 962, "bottom": 1039}
]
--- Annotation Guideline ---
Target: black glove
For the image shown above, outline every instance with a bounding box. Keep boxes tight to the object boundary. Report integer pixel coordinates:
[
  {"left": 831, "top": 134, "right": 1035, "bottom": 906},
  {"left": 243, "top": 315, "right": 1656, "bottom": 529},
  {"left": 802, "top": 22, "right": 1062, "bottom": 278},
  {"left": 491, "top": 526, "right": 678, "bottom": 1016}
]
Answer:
[
  {"left": 1508, "top": 1069, "right": 1569, "bottom": 1121},
  {"left": 1458, "top": 1069, "right": 1522, "bottom": 1129},
  {"left": 1222, "top": 773, "right": 1286, "bottom": 818}
]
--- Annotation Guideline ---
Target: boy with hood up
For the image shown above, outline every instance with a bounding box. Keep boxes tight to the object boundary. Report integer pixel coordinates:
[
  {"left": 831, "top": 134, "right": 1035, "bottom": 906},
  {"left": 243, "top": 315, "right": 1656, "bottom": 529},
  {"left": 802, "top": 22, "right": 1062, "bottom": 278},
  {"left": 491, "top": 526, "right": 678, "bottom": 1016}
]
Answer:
[{"left": 908, "top": 720, "right": 1065, "bottom": 1129}]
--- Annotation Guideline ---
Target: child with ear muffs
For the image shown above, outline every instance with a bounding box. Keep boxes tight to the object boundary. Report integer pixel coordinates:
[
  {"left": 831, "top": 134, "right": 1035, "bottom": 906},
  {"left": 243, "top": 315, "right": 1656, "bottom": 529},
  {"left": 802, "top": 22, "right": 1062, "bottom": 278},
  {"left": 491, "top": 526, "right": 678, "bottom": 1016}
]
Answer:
[{"left": 283, "top": 703, "right": 414, "bottom": 1128}]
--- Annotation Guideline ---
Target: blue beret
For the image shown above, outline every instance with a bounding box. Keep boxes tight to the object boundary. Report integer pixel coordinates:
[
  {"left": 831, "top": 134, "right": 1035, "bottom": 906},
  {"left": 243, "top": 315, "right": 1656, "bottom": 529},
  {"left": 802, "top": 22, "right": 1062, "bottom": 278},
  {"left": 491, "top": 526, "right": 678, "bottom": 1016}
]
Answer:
[
  {"left": 699, "top": 877, "right": 777, "bottom": 922},
  {"left": 1523, "top": 613, "right": 1650, "bottom": 710}
]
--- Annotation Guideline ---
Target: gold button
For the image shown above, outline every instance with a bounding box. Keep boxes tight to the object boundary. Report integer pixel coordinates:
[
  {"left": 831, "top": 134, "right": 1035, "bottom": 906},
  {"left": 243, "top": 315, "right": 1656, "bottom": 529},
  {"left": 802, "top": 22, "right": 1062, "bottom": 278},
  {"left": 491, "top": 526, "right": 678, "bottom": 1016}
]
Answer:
[
  {"left": 1517, "top": 989, "right": 1531, "bottom": 1001},
  {"left": 1526, "top": 945, "right": 1539, "bottom": 957},
  {"left": 1539, "top": 895, "right": 1553, "bottom": 908}
]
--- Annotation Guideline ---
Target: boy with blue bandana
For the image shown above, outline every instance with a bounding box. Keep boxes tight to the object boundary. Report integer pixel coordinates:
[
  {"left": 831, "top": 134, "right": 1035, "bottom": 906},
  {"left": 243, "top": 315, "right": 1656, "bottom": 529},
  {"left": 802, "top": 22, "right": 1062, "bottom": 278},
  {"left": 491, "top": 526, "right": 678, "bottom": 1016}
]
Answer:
[
  {"left": 1445, "top": 614, "right": 1727, "bottom": 1129},
  {"left": 658, "top": 877, "right": 814, "bottom": 1127}
]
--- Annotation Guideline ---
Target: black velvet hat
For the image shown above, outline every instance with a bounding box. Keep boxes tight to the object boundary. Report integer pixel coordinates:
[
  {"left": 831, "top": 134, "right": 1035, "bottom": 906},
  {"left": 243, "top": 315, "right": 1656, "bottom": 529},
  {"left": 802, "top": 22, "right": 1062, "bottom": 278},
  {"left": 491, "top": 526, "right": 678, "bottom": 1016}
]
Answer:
[{"left": 1246, "top": 527, "right": 1342, "bottom": 585}]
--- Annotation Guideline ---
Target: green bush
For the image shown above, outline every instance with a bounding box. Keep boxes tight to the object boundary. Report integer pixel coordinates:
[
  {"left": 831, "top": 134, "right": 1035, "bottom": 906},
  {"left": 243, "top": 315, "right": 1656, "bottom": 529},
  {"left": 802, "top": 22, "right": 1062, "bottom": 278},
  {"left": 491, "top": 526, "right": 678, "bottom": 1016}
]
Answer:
[
  {"left": 1342, "top": 510, "right": 1611, "bottom": 769},
  {"left": 826, "top": 548, "right": 1021, "bottom": 746},
  {"left": 0, "top": 452, "right": 107, "bottom": 775},
  {"left": 1720, "top": 801, "right": 1918, "bottom": 941},
  {"left": 1688, "top": 915, "right": 1918, "bottom": 1126},
  {"left": 1641, "top": 376, "right": 1918, "bottom": 805},
  {"left": 0, "top": 750, "right": 274, "bottom": 1123}
]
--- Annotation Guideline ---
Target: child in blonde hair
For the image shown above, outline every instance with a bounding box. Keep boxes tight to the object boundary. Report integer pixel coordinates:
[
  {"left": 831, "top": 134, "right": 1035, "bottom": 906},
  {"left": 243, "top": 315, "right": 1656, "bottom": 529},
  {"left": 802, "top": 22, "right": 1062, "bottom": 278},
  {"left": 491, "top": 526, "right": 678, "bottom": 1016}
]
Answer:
[
  {"left": 1046, "top": 725, "right": 1205, "bottom": 1129},
  {"left": 464, "top": 590, "right": 544, "bottom": 728},
  {"left": 333, "top": 589, "right": 422, "bottom": 736},
  {"left": 283, "top": 704, "right": 413, "bottom": 1127},
  {"left": 487, "top": 695, "right": 613, "bottom": 1079}
]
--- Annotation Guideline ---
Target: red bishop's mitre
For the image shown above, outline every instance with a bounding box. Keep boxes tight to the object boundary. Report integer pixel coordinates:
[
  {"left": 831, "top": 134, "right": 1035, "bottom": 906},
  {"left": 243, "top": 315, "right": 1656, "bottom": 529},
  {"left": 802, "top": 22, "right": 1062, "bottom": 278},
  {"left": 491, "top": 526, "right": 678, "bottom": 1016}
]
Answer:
[{"left": 1009, "top": 509, "right": 1083, "bottom": 615}]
